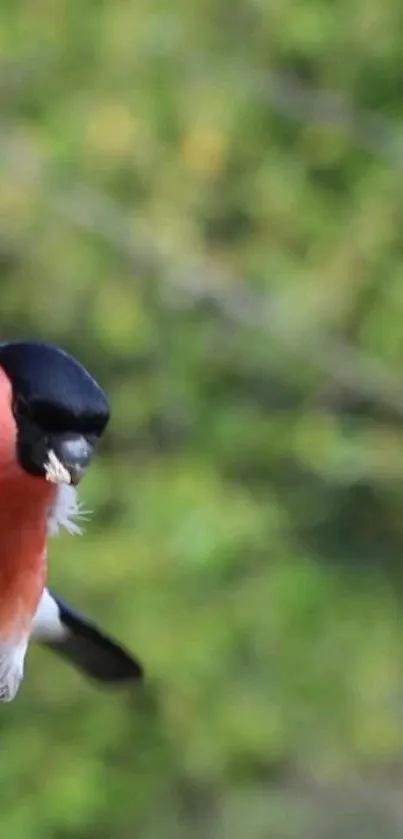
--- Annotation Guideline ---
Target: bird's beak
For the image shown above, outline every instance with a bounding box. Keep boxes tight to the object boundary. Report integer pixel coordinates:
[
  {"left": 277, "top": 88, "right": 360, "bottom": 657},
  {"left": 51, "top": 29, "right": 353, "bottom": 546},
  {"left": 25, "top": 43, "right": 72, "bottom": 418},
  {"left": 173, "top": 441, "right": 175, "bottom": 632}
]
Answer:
[{"left": 44, "top": 434, "right": 95, "bottom": 486}]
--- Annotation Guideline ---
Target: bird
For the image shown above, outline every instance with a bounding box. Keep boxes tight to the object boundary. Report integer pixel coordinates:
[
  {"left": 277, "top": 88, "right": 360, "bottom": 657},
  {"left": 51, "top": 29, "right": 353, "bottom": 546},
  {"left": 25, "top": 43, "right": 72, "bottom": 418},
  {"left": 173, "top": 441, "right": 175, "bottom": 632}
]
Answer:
[{"left": 0, "top": 339, "right": 143, "bottom": 702}]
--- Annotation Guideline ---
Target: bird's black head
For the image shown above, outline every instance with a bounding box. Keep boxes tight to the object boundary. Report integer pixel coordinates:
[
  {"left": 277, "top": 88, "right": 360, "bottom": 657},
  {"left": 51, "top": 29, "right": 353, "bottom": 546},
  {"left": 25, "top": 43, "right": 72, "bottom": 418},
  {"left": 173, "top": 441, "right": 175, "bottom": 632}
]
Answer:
[{"left": 0, "top": 341, "right": 110, "bottom": 486}]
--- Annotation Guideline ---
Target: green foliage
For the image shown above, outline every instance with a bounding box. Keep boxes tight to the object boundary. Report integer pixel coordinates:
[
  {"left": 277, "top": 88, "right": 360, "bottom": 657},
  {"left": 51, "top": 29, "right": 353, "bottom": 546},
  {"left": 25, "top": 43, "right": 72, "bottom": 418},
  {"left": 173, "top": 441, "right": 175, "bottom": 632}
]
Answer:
[{"left": 2, "top": 0, "right": 403, "bottom": 836}]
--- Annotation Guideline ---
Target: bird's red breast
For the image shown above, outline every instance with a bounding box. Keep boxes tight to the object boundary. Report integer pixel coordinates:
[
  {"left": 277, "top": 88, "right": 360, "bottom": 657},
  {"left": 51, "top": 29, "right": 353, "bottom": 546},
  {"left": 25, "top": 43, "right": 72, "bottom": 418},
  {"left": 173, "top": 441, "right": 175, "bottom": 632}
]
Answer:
[{"left": 0, "top": 368, "right": 56, "bottom": 641}]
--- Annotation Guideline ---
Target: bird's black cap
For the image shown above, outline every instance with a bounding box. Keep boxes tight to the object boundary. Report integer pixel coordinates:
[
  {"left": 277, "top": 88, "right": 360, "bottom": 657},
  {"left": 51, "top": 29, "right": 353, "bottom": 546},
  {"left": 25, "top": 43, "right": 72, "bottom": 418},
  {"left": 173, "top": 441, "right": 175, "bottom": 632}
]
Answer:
[
  {"left": 0, "top": 341, "right": 110, "bottom": 481},
  {"left": 0, "top": 341, "right": 110, "bottom": 434}
]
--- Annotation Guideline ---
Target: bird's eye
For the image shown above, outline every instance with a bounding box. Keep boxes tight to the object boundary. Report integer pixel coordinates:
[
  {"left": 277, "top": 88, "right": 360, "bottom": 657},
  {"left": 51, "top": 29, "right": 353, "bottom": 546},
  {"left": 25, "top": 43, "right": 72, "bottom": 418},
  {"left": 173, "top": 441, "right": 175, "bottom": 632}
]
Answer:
[{"left": 29, "top": 402, "right": 70, "bottom": 433}]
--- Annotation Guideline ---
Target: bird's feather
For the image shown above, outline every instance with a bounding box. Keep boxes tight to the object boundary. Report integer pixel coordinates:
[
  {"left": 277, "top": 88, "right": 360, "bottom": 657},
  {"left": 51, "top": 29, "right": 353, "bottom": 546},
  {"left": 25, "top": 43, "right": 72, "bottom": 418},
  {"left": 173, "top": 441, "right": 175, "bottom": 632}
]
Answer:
[
  {"left": 47, "top": 484, "right": 87, "bottom": 536},
  {"left": 0, "top": 637, "right": 29, "bottom": 702}
]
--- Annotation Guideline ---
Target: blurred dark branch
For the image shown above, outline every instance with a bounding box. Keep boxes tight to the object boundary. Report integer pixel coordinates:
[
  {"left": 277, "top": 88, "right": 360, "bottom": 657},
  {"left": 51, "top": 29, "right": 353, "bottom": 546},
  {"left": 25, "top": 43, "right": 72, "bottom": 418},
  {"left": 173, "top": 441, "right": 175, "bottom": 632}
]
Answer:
[
  {"left": 181, "top": 54, "right": 403, "bottom": 166},
  {"left": 57, "top": 187, "right": 403, "bottom": 417},
  {"left": 240, "top": 67, "right": 403, "bottom": 165}
]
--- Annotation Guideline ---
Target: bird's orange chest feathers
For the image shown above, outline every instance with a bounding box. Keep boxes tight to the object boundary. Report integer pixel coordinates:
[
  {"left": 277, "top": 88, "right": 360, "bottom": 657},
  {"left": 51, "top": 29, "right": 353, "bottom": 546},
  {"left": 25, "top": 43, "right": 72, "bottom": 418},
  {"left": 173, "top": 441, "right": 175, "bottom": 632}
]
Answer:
[{"left": 0, "top": 368, "right": 56, "bottom": 639}]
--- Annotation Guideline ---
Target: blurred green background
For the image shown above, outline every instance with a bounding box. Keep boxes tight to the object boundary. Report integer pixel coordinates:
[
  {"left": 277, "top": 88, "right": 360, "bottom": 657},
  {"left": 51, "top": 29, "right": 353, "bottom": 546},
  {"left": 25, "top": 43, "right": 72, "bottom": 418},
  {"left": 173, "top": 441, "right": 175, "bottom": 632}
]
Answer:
[{"left": 3, "top": 1, "right": 403, "bottom": 837}]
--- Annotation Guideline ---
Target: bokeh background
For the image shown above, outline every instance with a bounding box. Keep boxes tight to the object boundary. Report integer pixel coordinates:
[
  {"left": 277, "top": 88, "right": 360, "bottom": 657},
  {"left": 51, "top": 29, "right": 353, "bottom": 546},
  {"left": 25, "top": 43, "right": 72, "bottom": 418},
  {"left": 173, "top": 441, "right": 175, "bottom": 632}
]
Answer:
[{"left": 3, "top": 1, "right": 403, "bottom": 837}]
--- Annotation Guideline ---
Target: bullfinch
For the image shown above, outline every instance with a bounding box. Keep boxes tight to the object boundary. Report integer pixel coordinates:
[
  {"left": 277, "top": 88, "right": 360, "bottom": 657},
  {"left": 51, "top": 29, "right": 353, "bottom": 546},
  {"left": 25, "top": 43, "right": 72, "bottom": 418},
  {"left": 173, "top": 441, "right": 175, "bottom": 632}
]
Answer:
[{"left": 0, "top": 340, "right": 143, "bottom": 702}]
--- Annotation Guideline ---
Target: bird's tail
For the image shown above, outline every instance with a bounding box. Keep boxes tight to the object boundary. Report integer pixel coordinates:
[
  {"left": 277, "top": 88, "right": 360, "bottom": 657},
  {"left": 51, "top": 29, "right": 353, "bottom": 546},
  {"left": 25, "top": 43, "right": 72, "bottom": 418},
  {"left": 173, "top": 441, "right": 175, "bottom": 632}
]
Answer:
[{"left": 33, "top": 590, "right": 144, "bottom": 684}]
